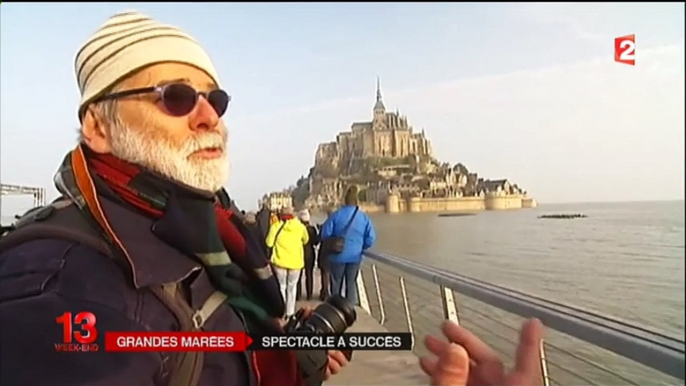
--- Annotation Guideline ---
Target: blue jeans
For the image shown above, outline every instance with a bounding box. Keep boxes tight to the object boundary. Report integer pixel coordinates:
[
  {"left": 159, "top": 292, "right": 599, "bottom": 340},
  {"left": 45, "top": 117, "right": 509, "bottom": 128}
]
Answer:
[{"left": 330, "top": 262, "right": 361, "bottom": 305}]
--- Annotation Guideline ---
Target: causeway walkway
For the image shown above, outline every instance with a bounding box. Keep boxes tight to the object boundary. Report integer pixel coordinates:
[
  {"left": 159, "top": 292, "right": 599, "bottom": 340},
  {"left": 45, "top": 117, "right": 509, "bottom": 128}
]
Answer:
[{"left": 295, "top": 270, "right": 427, "bottom": 385}]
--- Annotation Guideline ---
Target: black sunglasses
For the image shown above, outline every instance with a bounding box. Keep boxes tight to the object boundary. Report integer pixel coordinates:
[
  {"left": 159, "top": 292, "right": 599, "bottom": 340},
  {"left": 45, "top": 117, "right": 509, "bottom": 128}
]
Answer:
[{"left": 92, "top": 83, "right": 231, "bottom": 117}]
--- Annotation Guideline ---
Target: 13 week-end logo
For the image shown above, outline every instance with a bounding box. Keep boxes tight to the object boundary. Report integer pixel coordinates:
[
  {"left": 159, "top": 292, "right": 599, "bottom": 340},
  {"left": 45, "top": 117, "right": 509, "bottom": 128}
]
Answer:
[
  {"left": 614, "top": 34, "right": 635, "bottom": 66},
  {"left": 55, "top": 312, "right": 99, "bottom": 352}
]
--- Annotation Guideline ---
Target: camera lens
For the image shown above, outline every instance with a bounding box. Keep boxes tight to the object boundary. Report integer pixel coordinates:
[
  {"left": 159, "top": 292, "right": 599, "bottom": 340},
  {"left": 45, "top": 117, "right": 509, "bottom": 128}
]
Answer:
[
  {"left": 303, "top": 295, "right": 357, "bottom": 334},
  {"left": 326, "top": 295, "right": 357, "bottom": 326}
]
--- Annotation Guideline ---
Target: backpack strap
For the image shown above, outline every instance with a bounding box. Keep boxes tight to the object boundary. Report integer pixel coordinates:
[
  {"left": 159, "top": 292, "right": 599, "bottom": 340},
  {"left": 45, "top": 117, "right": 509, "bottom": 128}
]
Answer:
[
  {"left": 0, "top": 201, "right": 228, "bottom": 386},
  {"left": 268, "top": 221, "right": 287, "bottom": 257},
  {"left": 150, "top": 284, "right": 228, "bottom": 386},
  {"left": 273, "top": 221, "right": 287, "bottom": 246},
  {"left": 340, "top": 206, "right": 359, "bottom": 238}
]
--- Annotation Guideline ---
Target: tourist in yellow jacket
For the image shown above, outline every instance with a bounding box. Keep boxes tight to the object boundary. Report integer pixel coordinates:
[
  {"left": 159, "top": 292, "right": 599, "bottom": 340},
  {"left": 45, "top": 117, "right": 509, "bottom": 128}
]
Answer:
[{"left": 265, "top": 207, "right": 309, "bottom": 317}]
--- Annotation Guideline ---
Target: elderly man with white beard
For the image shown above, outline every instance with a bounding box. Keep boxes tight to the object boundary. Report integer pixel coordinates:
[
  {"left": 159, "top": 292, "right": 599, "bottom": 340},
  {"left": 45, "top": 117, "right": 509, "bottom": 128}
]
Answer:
[{"left": 0, "top": 10, "right": 347, "bottom": 386}]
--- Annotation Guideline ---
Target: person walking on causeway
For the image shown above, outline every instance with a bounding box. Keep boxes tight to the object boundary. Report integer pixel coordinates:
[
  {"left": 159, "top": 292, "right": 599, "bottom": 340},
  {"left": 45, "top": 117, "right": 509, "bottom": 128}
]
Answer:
[{"left": 266, "top": 207, "right": 309, "bottom": 318}]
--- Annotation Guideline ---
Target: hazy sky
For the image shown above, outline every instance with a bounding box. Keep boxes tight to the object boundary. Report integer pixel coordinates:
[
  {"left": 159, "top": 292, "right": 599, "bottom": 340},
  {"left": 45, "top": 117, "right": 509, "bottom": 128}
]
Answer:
[{"left": 1, "top": 3, "right": 684, "bottom": 214}]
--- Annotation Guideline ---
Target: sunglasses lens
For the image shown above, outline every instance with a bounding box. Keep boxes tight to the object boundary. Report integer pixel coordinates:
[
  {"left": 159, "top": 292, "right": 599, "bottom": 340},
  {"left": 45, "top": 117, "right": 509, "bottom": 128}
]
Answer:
[
  {"left": 162, "top": 84, "right": 198, "bottom": 116},
  {"left": 207, "top": 89, "right": 230, "bottom": 117}
]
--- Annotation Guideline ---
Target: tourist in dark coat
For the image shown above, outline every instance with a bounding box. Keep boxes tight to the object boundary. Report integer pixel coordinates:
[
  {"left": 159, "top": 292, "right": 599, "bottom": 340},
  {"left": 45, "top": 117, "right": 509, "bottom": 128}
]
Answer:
[
  {"left": 256, "top": 205, "right": 271, "bottom": 240},
  {"left": 243, "top": 212, "right": 268, "bottom": 256},
  {"left": 296, "top": 209, "right": 320, "bottom": 300},
  {"left": 317, "top": 209, "right": 333, "bottom": 300}
]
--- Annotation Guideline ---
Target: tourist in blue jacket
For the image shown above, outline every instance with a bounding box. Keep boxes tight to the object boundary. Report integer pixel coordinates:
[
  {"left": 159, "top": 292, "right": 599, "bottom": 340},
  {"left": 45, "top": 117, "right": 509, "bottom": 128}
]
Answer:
[{"left": 320, "top": 186, "right": 376, "bottom": 305}]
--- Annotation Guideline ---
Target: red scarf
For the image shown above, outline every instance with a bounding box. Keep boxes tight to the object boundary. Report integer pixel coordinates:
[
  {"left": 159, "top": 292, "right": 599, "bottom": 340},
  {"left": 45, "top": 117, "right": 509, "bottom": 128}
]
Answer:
[
  {"left": 89, "top": 153, "right": 247, "bottom": 259},
  {"left": 88, "top": 152, "right": 303, "bottom": 386}
]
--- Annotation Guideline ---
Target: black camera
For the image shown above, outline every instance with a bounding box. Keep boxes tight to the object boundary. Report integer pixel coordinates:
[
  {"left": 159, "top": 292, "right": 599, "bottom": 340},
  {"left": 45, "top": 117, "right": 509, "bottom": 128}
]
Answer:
[
  {"left": 284, "top": 294, "right": 357, "bottom": 335},
  {"left": 284, "top": 295, "right": 357, "bottom": 386}
]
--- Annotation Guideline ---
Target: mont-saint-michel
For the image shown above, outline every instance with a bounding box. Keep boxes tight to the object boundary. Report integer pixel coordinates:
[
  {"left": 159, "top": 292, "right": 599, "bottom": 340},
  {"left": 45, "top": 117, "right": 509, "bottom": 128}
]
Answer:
[{"left": 264, "top": 80, "right": 537, "bottom": 214}]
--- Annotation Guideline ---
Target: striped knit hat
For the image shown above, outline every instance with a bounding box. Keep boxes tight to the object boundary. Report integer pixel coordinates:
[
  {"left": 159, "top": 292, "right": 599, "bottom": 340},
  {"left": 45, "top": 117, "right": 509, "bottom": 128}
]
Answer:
[{"left": 75, "top": 10, "right": 220, "bottom": 119}]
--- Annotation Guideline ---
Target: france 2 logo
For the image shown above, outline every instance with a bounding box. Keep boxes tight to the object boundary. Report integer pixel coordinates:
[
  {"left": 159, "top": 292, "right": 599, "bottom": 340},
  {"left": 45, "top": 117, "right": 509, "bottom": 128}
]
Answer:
[{"left": 614, "top": 34, "right": 635, "bottom": 66}]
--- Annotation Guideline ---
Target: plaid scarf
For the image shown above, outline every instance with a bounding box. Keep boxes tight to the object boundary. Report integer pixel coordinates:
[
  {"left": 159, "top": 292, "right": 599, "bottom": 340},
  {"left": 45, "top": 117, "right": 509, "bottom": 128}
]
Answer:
[
  {"left": 54, "top": 145, "right": 308, "bottom": 385},
  {"left": 54, "top": 145, "right": 286, "bottom": 326}
]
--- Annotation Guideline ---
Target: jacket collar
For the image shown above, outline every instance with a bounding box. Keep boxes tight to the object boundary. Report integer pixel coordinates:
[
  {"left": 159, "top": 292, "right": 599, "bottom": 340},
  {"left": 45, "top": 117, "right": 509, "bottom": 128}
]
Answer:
[{"left": 99, "top": 195, "right": 201, "bottom": 288}]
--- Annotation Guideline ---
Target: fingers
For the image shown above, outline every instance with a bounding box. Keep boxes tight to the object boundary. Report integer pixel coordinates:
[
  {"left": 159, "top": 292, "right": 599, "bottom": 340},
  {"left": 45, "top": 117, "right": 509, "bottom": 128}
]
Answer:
[
  {"left": 328, "top": 350, "right": 349, "bottom": 367},
  {"left": 325, "top": 350, "right": 347, "bottom": 381},
  {"left": 420, "top": 344, "right": 470, "bottom": 386},
  {"left": 513, "top": 318, "right": 544, "bottom": 376},
  {"left": 442, "top": 320, "right": 501, "bottom": 364},
  {"left": 419, "top": 356, "right": 438, "bottom": 376},
  {"left": 432, "top": 343, "right": 470, "bottom": 386},
  {"left": 421, "top": 335, "right": 447, "bottom": 378},
  {"left": 327, "top": 354, "right": 343, "bottom": 375},
  {"left": 425, "top": 334, "right": 450, "bottom": 356}
]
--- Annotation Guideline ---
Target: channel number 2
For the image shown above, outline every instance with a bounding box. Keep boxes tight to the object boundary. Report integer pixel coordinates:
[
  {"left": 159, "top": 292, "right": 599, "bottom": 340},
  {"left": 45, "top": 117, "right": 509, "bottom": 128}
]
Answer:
[
  {"left": 618, "top": 40, "right": 635, "bottom": 61},
  {"left": 615, "top": 35, "right": 635, "bottom": 65}
]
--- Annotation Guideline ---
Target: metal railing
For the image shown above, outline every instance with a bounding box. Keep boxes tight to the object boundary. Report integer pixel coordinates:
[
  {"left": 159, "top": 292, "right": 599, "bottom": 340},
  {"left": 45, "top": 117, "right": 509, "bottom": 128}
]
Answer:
[
  {"left": 0, "top": 183, "right": 47, "bottom": 221},
  {"left": 355, "top": 250, "right": 685, "bottom": 386}
]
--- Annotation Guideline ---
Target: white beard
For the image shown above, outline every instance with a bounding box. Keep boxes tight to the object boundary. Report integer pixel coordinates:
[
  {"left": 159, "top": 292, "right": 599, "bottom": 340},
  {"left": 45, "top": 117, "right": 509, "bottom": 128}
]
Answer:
[{"left": 108, "top": 124, "right": 229, "bottom": 193}]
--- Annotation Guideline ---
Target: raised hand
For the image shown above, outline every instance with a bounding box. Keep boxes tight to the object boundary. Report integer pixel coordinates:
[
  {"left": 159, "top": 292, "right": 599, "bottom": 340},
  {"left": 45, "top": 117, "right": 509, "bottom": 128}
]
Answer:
[{"left": 420, "top": 318, "right": 545, "bottom": 386}]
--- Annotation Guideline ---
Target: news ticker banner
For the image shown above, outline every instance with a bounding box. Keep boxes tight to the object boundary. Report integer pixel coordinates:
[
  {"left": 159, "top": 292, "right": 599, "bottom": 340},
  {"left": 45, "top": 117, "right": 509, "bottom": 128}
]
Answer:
[{"left": 101, "top": 332, "right": 413, "bottom": 352}]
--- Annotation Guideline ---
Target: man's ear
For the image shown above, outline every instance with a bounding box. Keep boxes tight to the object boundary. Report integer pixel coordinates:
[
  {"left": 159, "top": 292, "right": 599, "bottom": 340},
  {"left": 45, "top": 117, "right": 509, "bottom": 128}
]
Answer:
[{"left": 80, "top": 107, "right": 112, "bottom": 154}]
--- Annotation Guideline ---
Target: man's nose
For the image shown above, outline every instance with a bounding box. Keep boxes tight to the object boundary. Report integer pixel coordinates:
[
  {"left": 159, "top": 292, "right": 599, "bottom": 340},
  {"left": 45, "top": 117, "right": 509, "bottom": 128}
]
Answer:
[{"left": 190, "top": 96, "right": 219, "bottom": 132}]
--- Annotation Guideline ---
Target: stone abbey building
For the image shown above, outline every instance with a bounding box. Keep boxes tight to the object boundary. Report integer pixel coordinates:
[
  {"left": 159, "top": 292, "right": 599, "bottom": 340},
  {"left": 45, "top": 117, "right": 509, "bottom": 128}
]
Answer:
[
  {"left": 268, "top": 79, "right": 536, "bottom": 213},
  {"left": 315, "top": 79, "right": 432, "bottom": 170}
]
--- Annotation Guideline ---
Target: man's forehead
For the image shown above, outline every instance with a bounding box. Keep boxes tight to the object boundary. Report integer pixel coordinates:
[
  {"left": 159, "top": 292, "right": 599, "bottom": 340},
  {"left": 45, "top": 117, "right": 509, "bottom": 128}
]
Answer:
[{"left": 119, "top": 63, "right": 218, "bottom": 89}]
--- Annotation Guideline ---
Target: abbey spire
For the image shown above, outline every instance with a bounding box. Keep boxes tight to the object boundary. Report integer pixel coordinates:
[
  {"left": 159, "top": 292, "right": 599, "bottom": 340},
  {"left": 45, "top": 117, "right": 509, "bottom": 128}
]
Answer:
[{"left": 374, "top": 76, "right": 385, "bottom": 112}]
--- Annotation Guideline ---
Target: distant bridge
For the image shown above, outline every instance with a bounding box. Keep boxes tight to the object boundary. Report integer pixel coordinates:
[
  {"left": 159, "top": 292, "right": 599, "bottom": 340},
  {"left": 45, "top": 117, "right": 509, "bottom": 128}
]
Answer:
[{"left": 0, "top": 183, "right": 47, "bottom": 219}]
